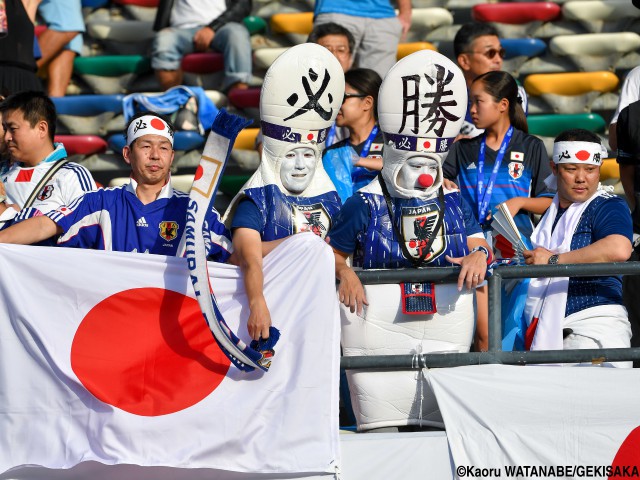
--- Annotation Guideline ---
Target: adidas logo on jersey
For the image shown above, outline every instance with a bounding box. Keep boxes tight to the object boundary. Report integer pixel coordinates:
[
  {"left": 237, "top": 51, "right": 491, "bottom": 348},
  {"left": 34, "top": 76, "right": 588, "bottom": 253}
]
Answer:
[
  {"left": 467, "top": 163, "right": 477, "bottom": 170},
  {"left": 136, "top": 217, "right": 148, "bottom": 227}
]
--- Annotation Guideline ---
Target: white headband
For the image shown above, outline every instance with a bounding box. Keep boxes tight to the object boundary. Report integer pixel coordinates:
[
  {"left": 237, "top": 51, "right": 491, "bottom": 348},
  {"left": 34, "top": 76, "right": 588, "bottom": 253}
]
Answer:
[
  {"left": 552, "top": 141, "right": 606, "bottom": 166},
  {"left": 126, "top": 115, "right": 174, "bottom": 147}
]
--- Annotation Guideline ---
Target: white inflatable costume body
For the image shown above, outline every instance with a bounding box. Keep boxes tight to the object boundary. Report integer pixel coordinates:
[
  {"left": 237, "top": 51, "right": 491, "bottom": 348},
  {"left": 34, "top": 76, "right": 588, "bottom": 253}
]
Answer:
[
  {"left": 223, "top": 44, "right": 344, "bottom": 240},
  {"left": 340, "top": 50, "right": 476, "bottom": 431}
]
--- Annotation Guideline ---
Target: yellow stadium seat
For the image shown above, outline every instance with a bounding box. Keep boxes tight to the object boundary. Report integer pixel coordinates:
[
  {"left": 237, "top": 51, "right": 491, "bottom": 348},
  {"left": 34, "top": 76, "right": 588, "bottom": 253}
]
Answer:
[
  {"left": 524, "top": 71, "right": 619, "bottom": 97},
  {"left": 233, "top": 128, "right": 260, "bottom": 151},
  {"left": 397, "top": 42, "right": 437, "bottom": 60},
  {"left": 600, "top": 158, "right": 620, "bottom": 182},
  {"left": 270, "top": 12, "right": 313, "bottom": 35}
]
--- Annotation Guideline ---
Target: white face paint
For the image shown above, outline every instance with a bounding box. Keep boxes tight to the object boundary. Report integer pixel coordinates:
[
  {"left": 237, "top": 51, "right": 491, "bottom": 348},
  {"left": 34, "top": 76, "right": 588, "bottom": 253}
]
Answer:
[
  {"left": 397, "top": 156, "right": 440, "bottom": 192},
  {"left": 280, "top": 147, "right": 318, "bottom": 194}
]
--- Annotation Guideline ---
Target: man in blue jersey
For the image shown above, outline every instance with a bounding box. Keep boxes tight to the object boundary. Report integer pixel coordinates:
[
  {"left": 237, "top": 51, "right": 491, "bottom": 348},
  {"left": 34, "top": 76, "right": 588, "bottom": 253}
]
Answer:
[
  {"left": 0, "top": 111, "right": 232, "bottom": 261},
  {"left": 523, "top": 129, "right": 633, "bottom": 365},
  {"left": 0, "top": 91, "right": 96, "bottom": 229}
]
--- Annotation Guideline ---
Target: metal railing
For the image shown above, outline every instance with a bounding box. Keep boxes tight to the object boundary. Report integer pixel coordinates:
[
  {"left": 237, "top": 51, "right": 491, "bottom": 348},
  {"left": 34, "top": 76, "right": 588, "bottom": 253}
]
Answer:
[{"left": 340, "top": 262, "right": 640, "bottom": 370}]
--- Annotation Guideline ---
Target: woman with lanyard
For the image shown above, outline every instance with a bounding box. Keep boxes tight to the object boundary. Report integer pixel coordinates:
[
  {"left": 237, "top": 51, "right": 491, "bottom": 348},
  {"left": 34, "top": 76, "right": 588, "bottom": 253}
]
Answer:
[
  {"left": 443, "top": 70, "right": 553, "bottom": 351},
  {"left": 323, "top": 68, "right": 383, "bottom": 203}
]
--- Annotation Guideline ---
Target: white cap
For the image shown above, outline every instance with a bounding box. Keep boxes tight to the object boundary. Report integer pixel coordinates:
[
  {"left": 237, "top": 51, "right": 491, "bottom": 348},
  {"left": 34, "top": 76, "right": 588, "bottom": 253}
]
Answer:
[{"left": 378, "top": 50, "right": 467, "bottom": 199}]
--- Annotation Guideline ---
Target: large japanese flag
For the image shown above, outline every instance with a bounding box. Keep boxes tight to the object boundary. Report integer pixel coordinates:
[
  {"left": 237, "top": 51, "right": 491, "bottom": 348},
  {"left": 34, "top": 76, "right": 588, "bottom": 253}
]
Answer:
[{"left": 0, "top": 234, "right": 340, "bottom": 479}]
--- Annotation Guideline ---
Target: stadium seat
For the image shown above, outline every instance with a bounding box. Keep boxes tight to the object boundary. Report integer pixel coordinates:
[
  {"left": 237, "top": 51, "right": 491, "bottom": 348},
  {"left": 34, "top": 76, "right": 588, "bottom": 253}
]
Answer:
[
  {"left": 501, "top": 38, "right": 547, "bottom": 75},
  {"left": 406, "top": 8, "right": 453, "bottom": 42},
  {"left": 82, "top": 0, "right": 109, "bottom": 7},
  {"left": 73, "top": 55, "right": 152, "bottom": 94},
  {"left": 472, "top": 2, "right": 561, "bottom": 24},
  {"left": 233, "top": 128, "right": 260, "bottom": 151},
  {"left": 270, "top": 12, "right": 313, "bottom": 35},
  {"left": 527, "top": 113, "right": 606, "bottom": 138},
  {"left": 108, "top": 131, "right": 205, "bottom": 153},
  {"left": 181, "top": 53, "right": 225, "bottom": 74},
  {"left": 55, "top": 135, "right": 109, "bottom": 156},
  {"left": 524, "top": 71, "right": 619, "bottom": 113},
  {"left": 53, "top": 94, "right": 125, "bottom": 135},
  {"left": 227, "top": 88, "right": 260, "bottom": 109},
  {"left": 600, "top": 158, "right": 620, "bottom": 182},
  {"left": 254, "top": 47, "right": 288, "bottom": 70},
  {"left": 86, "top": 20, "right": 155, "bottom": 43},
  {"left": 243, "top": 16, "right": 267, "bottom": 36},
  {"left": 112, "top": 0, "right": 158, "bottom": 21},
  {"left": 397, "top": 42, "right": 437, "bottom": 59},
  {"left": 562, "top": 0, "right": 640, "bottom": 33},
  {"left": 549, "top": 32, "right": 640, "bottom": 71},
  {"left": 112, "top": 0, "right": 158, "bottom": 6}
]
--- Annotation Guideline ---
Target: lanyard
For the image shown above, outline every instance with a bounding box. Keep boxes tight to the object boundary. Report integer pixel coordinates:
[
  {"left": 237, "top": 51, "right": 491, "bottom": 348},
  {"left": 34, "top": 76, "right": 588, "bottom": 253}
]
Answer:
[
  {"left": 359, "top": 125, "right": 379, "bottom": 158},
  {"left": 476, "top": 125, "right": 513, "bottom": 224},
  {"left": 326, "top": 124, "right": 337, "bottom": 147}
]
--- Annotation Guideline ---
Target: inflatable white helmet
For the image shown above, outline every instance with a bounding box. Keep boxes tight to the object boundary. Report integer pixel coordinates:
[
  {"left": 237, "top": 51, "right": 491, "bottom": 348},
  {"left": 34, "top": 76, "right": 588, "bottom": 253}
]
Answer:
[{"left": 378, "top": 50, "right": 467, "bottom": 199}]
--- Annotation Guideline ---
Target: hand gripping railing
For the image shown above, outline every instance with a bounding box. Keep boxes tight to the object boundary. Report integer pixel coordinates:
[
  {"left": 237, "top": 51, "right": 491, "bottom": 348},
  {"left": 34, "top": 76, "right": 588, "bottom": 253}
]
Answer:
[{"left": 339, "top": 262, "right": 640, "bottom": 370}]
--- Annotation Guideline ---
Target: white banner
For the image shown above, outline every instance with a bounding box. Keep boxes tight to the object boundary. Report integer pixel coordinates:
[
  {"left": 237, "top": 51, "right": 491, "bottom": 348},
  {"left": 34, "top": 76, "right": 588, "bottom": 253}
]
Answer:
[
  {"left": 0, "top": 234, "right": 340, "bottom": 477},
  {"left": 429, "top": 365, "right": 640, "bottom": 479}
]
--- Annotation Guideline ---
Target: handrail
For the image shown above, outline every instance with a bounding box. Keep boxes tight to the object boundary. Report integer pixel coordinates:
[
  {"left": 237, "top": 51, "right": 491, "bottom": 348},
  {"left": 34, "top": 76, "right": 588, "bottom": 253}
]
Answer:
[{"left": 340, "top": 262, "right": 640, "bottom": 369}]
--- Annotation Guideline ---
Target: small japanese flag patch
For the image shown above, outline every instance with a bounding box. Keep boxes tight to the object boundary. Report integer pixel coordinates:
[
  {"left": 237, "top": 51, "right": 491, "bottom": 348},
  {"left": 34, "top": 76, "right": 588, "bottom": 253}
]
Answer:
[{"left": 511, "top": 151, "right": 524, "bottom": 161}]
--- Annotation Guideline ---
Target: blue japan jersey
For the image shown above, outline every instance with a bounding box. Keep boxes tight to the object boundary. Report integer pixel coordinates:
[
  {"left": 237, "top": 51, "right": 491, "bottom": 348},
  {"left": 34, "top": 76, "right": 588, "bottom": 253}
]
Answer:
[
  {"left": 231, "top": 184, "right": 342, "bottom": 241},
  {"left": 46, "top": 185, "right": 232, "bottom": 261},
  {"left": 329, "top": 188, "right": 482, "bottom": 269},
  {"left": 563, "top": 193, "right": 632, "bottom": 316},
  {"left": 443, "top": 128, "right": 552, "bottom": 239}
]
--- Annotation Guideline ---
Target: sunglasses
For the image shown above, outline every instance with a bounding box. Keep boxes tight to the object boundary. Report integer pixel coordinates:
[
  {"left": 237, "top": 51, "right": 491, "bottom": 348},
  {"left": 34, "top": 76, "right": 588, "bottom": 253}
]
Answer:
[
  {"left": 467, "top": 47, "right": 506, "bottom": 60},
  {"left": 342, "top": 93, "right": 368, "bottom": 103}
]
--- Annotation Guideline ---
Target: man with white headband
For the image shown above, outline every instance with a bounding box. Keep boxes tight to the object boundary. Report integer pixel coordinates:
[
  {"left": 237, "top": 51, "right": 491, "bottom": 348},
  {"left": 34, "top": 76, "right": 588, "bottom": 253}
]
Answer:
[
  {"left": 523, "top": 128, "right": 633, "bottom": 366},
  {"left": 223, "top": 43, "right": 343, "bottom": 342},
  {"left": 327, "top": 50, "right": 492, "bottom": 431},
  {"left": 0, "top": 111, "right": 232, "bottom": 260}
]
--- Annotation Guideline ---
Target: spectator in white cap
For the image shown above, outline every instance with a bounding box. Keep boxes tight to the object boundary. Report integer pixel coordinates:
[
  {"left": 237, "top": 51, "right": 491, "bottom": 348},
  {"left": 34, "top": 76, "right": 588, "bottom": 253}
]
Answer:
[
  {"left": 223, "top": 43, "right": 344, "bottom": 342},
  {"left": 523, "top": 129, "right": 633, "bottom": 366},
  {"left": 327, "top": 50, "right": 492, "bottom": 431},
  {"left": 0, "top": 111, "right": 232, "bottom": 260}
]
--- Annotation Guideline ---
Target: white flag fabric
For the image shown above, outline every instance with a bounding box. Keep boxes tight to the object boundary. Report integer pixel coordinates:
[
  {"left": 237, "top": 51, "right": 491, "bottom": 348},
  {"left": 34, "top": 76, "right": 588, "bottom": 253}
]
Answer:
[
  {"left": 429, "top": 365, "right": 640, "bottom": 477},
  {"left": 0, "top": 233, "right": 340, "bottom": 477}
]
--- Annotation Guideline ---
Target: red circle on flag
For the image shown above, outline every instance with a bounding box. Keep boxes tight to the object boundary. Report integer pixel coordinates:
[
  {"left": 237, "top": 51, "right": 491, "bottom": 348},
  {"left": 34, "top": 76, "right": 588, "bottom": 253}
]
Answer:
[
  {"left": 423, "top": 141, "right": 431, "bottom": 149},
  {"left": 575, "top": 150, "right": 590, "bottom": 161},
  {"left": 150, "top": 118, "right": 166, "bottom": 130},
  {"left": 71, "top": 288, "right": 231, "bottom": 416},
  {"left": 194, "top": 165, "right": 204, "bottom": 181},
  {"left": 307, "top": 133, "right": 314, "bottom": 140}
]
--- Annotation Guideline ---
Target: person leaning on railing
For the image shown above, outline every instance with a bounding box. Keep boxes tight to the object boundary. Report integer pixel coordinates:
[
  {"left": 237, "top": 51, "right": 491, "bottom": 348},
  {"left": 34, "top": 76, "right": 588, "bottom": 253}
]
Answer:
[{"left": 522, "top": 128, "right": 633, "bottom": 366}]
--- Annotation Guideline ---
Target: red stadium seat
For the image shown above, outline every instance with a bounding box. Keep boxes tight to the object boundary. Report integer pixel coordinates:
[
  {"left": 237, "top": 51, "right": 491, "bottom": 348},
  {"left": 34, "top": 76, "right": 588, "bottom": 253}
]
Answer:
[
  {"left": 472, "top": 2, "right": 561, "bottom": 24},
  {"left": 227, "top": 88, "right": 260, "bottom": 109},
  {"left": 55, "top": 135, "right": 109, "bottom": 156},
  {"left": 181, "top": 53, "right": 224, "bottom": 74}
]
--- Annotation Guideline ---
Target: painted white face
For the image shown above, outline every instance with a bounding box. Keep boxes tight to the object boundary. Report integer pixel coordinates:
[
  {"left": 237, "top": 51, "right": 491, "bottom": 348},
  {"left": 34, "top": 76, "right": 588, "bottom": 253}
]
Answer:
[
  {"left": 397, "top": 156, "right": 440, "bottom": 192},
  {"left": 280, "top": 147, "right": 318, "bottom": 194}
]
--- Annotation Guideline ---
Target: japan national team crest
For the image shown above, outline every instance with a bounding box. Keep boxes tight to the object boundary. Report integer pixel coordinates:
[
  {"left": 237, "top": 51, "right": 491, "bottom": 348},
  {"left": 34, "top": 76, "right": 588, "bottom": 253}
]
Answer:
[
  {"left": 292, "top": 203, "right": 331, "bottom": 238},
  {"left": 508, "top": 161, "right": 524, "bottom": 180},
  {"left": 158, "top": 221, "right": 179, "bottom": 242},
  {"left": 401, "top": 204, "right": 445, "bottom": 262},
  {"left": 37, "top": 184, "right": 54, "bottom": 201}
]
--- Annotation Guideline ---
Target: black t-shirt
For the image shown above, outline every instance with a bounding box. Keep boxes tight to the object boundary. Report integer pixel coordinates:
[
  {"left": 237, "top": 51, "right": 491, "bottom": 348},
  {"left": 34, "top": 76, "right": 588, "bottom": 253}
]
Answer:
[{"left": 616, "top": 98, "right": 640, "bottom": 195}]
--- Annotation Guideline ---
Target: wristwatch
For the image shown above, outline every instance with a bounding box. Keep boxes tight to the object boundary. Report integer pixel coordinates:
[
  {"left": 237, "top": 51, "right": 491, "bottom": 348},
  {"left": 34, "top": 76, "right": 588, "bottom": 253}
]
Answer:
[{"left": 548, "top": 254, "right": 559, "bottom": 265}]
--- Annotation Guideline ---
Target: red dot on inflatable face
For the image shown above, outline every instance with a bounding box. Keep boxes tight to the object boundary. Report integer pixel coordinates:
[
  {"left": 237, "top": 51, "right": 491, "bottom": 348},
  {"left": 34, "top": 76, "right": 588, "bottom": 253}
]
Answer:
[
  {"left": 194, "top": 165, "right": 204, "bottom": 181},
  {"left": 307, "top": 133, "right": 314, "bottom": 140},
  {"left": 71, "top": 288, "right": 230, "bottom": 416},
  {"left": 150, "top": 118, "right": 165, "bottom": 130},
  {"left": 423, "top": 141, "right": 431, "bottom": 149},
  {"left": 418, "top": 174, "right": 434, "bottom": 188},
  {"left": 575, "top": 150, "right": 590, "bottom": 161}
]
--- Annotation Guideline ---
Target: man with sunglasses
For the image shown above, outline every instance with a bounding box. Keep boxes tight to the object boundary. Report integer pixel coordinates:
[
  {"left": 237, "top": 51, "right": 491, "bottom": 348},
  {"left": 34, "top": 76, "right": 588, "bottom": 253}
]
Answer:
[{"left": 453, "top": 22, "right": 528, "bottom": 139}]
